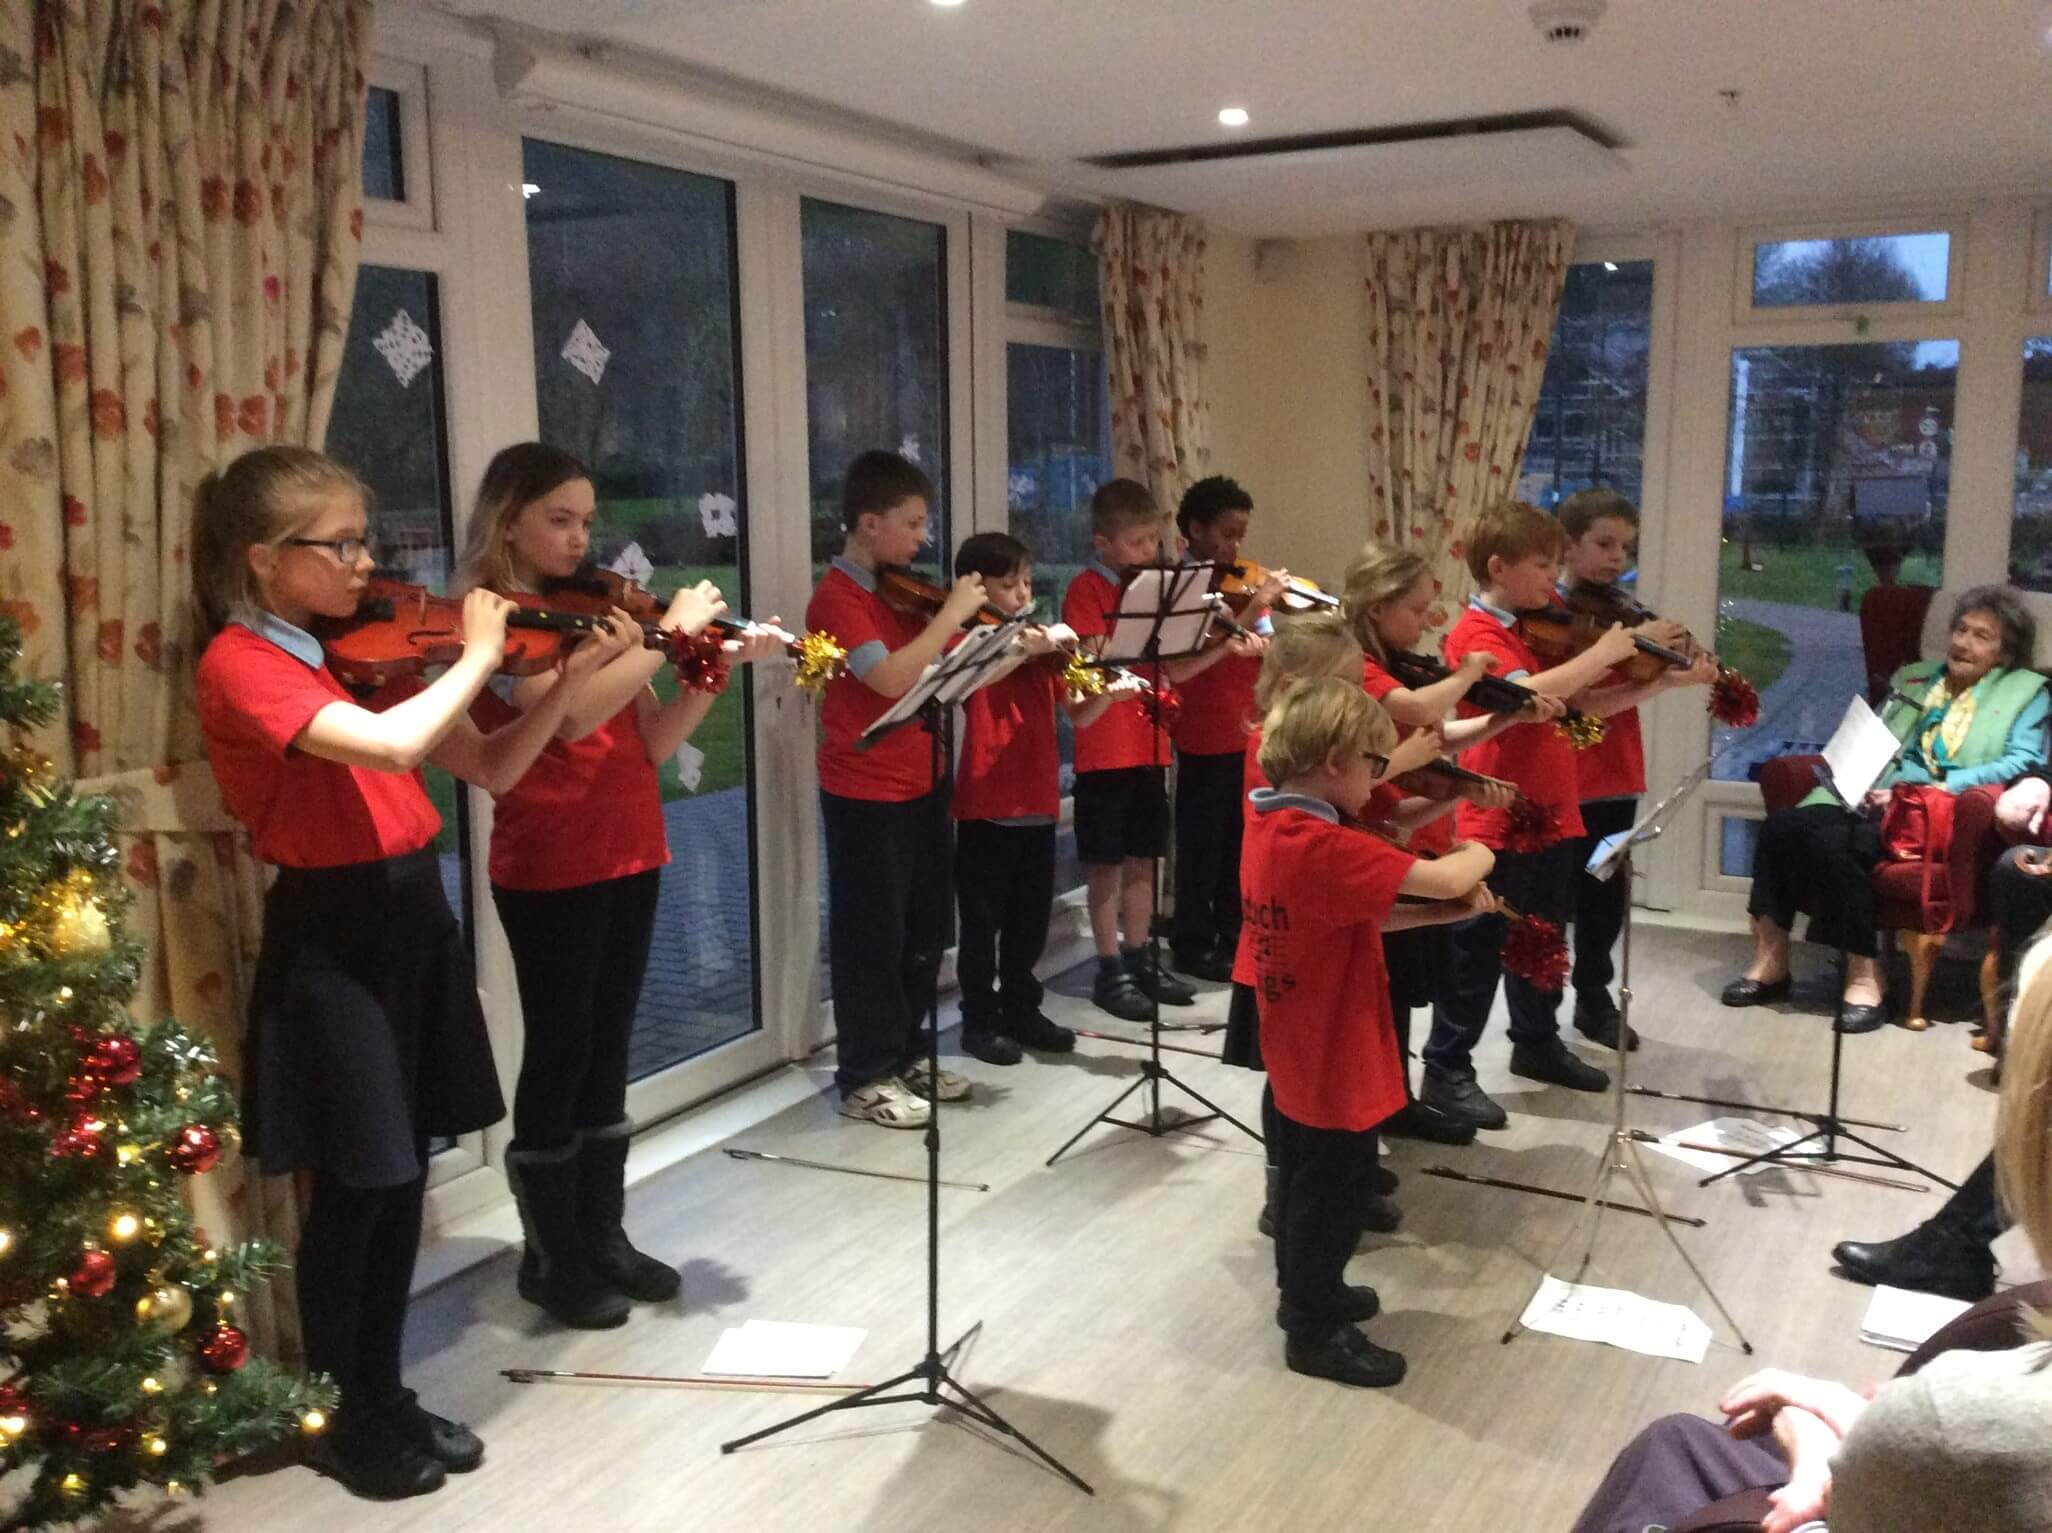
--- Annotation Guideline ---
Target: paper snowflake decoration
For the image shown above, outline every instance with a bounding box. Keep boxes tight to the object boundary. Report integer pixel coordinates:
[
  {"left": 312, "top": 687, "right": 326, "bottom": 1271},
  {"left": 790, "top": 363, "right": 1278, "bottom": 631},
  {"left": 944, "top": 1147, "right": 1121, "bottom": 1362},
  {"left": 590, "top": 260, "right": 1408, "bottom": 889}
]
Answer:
[
  {"left": 898, "top": 433, "right": 922, "bottom": 465},
  {"left": 372, "top": 309, "right": 433, "bottom": 388},
  {"left": 698, "top": 492, "right": 739, "bottom": 540},
  {"left": 606, "top": 541, "right": 654, "bottom": 585},
  {"left": 560, "top": 319, "right": 611, "bottom": 386},
  {"left": 1007, "top": 471, "right": 1035, "bottom": 509}
]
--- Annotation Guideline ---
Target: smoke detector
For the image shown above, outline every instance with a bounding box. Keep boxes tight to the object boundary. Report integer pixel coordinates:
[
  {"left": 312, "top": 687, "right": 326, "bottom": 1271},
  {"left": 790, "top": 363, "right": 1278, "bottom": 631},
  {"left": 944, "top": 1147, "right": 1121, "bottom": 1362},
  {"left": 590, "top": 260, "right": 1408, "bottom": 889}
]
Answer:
[{"left": 1529, "top": 0, "right": 1606, "bottom": 45}]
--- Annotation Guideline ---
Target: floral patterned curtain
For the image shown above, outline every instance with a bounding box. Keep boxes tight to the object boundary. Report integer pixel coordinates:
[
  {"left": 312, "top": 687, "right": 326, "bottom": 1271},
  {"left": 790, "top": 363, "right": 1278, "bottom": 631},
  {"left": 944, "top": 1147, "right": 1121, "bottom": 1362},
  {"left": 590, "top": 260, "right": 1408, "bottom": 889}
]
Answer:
[
  {"left": 1362, "top": 220, "right": 1574, "bottom": 630},
  {"left": 0, "top": 0, "right": 372, "bottom": 1359},
  {"left": 1094, "top": 203, "right": 1211, "bottom": 520}
]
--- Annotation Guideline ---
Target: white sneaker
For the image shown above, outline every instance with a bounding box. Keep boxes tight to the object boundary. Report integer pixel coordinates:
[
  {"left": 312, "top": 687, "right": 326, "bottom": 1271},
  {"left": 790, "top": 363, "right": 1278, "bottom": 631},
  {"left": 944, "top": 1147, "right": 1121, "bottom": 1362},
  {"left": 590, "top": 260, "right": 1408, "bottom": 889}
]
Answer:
[
  {"left": 901, "top": 1059, "right": 972, "bottom": 1102},
  {"left": 839, "top": 1077, "right": 931, "bottom": 1129}
]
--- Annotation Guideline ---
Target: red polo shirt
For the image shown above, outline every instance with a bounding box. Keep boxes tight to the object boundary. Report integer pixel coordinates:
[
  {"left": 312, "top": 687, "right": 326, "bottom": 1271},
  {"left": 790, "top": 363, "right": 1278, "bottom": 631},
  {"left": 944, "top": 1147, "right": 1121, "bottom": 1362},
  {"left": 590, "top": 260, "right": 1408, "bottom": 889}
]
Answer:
[
  {"left": 1061, "top": 564, "right": 1168, "bottom": 773},
  {"left": 196, "top": 621, "right": 440, "bottom": 869},
  {"left": 953, "top": 665, "right": 1061, "bottom": 822},
  {"left": 1241, "top": 793, "right": 1414, "bottom": 1131},
  {"left": 1576, "top": 699, "right": 1645, "bottom": 802},
  {"left": 471, "top": 688, "right": 668, "bottom": 891},
  {"left": 1174, "top": 648, "right": 1261, "bottom": 757},
  {"left": 806, "top": 562, "right": 938, "bottom": 802},
  {"left": 1443, "top": 602, "right": 1583, "bottom": 847}
]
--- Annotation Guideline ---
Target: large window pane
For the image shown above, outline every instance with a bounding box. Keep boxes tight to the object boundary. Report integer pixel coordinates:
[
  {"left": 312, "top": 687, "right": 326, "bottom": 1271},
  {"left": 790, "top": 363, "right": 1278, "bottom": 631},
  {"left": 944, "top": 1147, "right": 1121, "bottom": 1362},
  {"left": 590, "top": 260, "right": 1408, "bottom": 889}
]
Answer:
[
  {"left": 1006, "top": 230, "right": 1099, "bottom": 321},
  {"left": 524, "top": 138, "right": 760, "bottom": 1076},
  {"left": 2010, "top": 338, "right": 2052, "bottom": 593},
  {"left": 1750, "top": 233, "right": 1950, "bottom": 308},
  {"left": 1712, "top": 340, "right": 1955, "bottom": 780},
  {"left": 1520, "top": 260, "right": 1653, "bottom": 511},
  {"left": 362, "top": 86, "right": 404, "bottom": 203},
  {"left": 802, "top": 200, "right": 948, "bottom": 575}
]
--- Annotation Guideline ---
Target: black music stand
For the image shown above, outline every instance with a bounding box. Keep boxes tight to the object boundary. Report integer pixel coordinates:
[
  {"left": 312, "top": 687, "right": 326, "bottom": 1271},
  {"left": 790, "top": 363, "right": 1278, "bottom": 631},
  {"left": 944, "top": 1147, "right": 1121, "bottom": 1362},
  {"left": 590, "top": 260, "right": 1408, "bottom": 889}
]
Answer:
[
  {"left": 1046, "top": 560, "right": 1261, "bottom": 1165},
  {"left": 722, "top": 617, "right": 1092, "bottom": 1494}
]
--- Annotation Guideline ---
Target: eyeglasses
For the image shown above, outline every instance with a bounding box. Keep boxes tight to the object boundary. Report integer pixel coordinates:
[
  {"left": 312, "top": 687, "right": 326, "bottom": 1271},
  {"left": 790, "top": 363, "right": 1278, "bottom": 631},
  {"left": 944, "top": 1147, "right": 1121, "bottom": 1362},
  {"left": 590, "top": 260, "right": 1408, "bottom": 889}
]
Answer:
[
  {"left": 1362, "top": 751, "right": 1391, "bottom": 777},
  {"left": 283, "top": 536, "right": 371, "bottom": 564}
]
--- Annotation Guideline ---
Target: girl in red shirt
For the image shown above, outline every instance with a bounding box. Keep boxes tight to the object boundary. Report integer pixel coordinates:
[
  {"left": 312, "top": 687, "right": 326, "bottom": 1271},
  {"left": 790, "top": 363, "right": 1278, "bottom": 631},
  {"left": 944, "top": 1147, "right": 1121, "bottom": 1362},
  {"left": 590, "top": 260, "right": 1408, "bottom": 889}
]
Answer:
[
  {"left": 193, "top": 446, "right": 619, "bottom": 1500},
  {"left": 456, "top": 443, "right": 781, "bottom": 1330}
]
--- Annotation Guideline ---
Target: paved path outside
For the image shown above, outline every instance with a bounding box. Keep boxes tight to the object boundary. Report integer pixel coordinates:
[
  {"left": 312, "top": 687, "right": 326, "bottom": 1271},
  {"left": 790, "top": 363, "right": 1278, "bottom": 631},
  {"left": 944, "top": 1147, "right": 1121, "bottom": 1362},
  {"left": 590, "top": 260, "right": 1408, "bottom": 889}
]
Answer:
[{"left": 1712, "top": 596, "right": 1867, "bottom": 782}]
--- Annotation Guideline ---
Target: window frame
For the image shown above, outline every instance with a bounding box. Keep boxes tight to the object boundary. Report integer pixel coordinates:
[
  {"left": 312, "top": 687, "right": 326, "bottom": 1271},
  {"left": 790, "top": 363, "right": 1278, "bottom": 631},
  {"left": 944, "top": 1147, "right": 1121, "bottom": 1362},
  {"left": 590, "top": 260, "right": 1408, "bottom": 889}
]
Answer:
[
  {"left": 364, "top": 57, "right": 436, "bottom": 234},
  {"left": 1733, "top": 215, "right": 1964, "bottom": 326},
  {"left": 2032, "top": 203, "right": 2052, "bottom": 316}
]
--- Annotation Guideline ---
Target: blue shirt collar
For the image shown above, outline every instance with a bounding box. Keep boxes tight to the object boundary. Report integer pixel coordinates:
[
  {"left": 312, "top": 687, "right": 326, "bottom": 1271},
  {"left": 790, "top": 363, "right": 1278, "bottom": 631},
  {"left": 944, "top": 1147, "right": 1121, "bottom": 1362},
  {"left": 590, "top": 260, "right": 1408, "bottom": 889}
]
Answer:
[
  {"left": 230, "top": 606, "right": 322, "bottom": 669},
  {"left": 831, "top": 555, "right": 879, "bottom": 593},
  {"left": 1086, "top": 556, "right": 1122, "bottom": 586},
  {"left": 1249, "top": 786, "right": 1341, "bottom": 823},
  {"left": 1468, "top": 591, "right": 1517, "bottom": 627}
]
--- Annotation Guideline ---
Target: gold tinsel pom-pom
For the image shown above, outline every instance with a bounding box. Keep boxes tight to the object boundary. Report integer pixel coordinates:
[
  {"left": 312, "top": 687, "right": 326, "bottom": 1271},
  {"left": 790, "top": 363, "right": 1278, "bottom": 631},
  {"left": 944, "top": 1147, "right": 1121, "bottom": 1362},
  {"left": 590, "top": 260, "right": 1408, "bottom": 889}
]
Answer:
[
  {"left": 1061, "top": 653, "right": 1107, "bottom": 700},
  {"left": 792, "top": 631, "right": 847, "bottom": 693},
  {"left": 1556, "top": 713, "right": 1608, "bottom": 752}
]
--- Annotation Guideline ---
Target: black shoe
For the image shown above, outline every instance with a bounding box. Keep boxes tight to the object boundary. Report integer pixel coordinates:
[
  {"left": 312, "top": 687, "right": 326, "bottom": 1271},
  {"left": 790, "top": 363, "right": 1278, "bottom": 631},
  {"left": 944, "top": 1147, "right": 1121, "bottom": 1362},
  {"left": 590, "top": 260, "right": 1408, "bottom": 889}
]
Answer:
[
  {"left": 1381, "top": 1099, "right": 1479, "bottom": 1146},
  {"left": 1091, "top": 967, "right": 1154, "bottom": 1022},
  {"left": 1574, "top": 992, "right": 1640, "bottom": 1051},
  {"left": 1833, "top": 1224, "right": 1996, "bottom": 1302},
  {"left": 1509, "top": 1040, "right": 1611, "bottom": 1093},
  {"left": 575, "top": 1128, "right": 683, "bottom": 1304},
  {"left": 1373, "top": 1165, "right": 1399, "bottom": 1196},
  {"left": 1170, "top": 945, "right": 1235, "bottom": 982},
  {"left": 1720, "top": 974, "right": 1793, "bottom": 1008},
  {"left": 961, "top": 1027, "right": 1024, "bottom": 1065},
  {"left": 1125, "top": 949, "right": 1197, "bottom": 1005},
  {"left": 1003, "top": 1010, "right": 1076, "bottom": 1054},
  {"left": 302, "top": 1413, "right": 447, "bottom": 1500},
  {"left": 1419, "top": 1070, "right": 1509, "bottom": 1131},
  {"left": 1837, "top": 1001, "right": 1889, "bottom": 1034},
  {"left": 1284, "top": 1325, "right": 1407, "bottom": 1388},
  {"left": 378, "top": 1389, "right": 483, "bottom": 1474},
  {"left": 1277, "top": 1284, "right": 1382, "bottom": 1329},
  {"left": 1358, "top": 1195, "right": 1402, "bottom": 1235}
]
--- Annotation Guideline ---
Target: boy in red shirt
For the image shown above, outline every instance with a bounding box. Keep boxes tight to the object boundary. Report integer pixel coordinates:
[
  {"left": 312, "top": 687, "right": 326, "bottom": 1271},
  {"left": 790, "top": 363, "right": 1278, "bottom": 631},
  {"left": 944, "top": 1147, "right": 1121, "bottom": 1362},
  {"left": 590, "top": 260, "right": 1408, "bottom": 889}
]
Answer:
[
  {"left": 1420, "top": 500, "right": 1680, "bottom": 1132},
  {"left": 1555, "top": 490, "right": 1715, "bottom": 1051},
  {"left": 1166, "top": 474, "right": 1280, "bottom": 982},
  {"left": 1062, "top": 479, "right": 1198, "bottom": 1021},
  {"left": 806, "top": 451, "right": 992, "bottom": 1129},
  {"left": 1244, "top": 676, "right": 1496, "bottom": 1388},
  {"left": 950, "top": 532, "right": 1128, "bottom": 1064}
]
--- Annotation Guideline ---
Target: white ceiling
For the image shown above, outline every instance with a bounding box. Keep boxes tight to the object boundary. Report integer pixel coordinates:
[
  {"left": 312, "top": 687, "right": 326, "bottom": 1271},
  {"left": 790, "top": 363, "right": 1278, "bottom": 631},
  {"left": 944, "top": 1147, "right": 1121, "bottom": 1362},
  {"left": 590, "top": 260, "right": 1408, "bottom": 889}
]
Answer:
[{"left": 442, "top": 0, "right": 2052, "bottom": 235}]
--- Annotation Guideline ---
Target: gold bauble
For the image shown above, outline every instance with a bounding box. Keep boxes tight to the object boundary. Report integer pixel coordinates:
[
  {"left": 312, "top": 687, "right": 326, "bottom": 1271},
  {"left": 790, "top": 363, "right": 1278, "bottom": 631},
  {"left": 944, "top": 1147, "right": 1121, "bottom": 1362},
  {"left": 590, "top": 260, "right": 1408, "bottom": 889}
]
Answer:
[
  {"left": 49, "top": 893, "right": 110, "bottom": 956},
  {"left": 144, "top": 1282, "right": 192, "bottom": 1332}
]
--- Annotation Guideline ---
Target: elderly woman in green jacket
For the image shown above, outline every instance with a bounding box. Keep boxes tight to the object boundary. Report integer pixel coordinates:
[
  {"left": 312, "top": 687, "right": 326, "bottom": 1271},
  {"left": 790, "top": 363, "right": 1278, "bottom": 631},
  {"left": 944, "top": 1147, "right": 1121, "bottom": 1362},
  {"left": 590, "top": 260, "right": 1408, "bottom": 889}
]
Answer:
[{"left": 1720, "top": 584, "right": 2047, "bottom": 1032}]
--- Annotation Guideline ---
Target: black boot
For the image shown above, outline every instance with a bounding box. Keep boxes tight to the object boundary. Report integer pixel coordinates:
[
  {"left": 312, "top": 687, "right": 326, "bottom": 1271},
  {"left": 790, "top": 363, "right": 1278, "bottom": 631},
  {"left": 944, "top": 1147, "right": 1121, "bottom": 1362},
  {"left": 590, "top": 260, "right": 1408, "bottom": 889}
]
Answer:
[
  {"left": 506, "top": 1143, "right": 632, "bottom": 1329},
  {"left": 1832, "top": 1218, "right": 1997, "bottom": 1302},
  {"left": 577, "top": 1124, "right": 683, "bottom": 1303}
]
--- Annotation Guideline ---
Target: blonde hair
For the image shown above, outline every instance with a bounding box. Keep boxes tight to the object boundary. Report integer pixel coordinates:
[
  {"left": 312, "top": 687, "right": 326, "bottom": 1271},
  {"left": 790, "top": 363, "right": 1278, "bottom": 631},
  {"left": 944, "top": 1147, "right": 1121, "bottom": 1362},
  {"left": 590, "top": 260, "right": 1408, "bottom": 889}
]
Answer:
[
  {"left": 1257, "top": 675, "right": 1396, "bottom": 785},
  {"left": 1341, "top": 543, "right": 1432, "bottom": 662},
  {"left": 457, "top": 442, "right": 591, "bottom": 595},
  {"left": 1465, "top": 499, "right": 1566, "bottom": 585},
  {"left": 190, "top": 447, "right": 367, "bottom": 638},
  {"left": 1253, "top": 612, "right": 1362, "bottom": 714},
  {"left": 1998, "top": 941, "right": 2052, "bottom": 1308}
]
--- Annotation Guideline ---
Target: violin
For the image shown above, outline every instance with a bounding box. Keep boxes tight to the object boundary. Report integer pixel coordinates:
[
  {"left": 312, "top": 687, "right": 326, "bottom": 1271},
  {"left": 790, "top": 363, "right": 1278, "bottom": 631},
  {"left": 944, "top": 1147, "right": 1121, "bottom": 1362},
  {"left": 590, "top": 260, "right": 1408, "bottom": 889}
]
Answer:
[
  {"left": 1514, "top": 603, "right": 1693, "bottom": 686},
  {"left": 318, "top": 576, "right": 603, "bottom": 689},
  {"left": 1382, "top": 649, "right": 1591, "bottom": 726},
  {"left": 539, "top": 566, "right": 801, "bottom": 654},
  {"left": 1557, "top": 579, "right": 1761, "bottom": 726},
  {"left": 872, "top": 565, "right": 1018, "bottom": 629},
  {"left": 1392, "top": 757, "right": 1518, "bottom": 807},
  {"left": 1214, "top": 558, "right": 1337, "bottom": 613}
]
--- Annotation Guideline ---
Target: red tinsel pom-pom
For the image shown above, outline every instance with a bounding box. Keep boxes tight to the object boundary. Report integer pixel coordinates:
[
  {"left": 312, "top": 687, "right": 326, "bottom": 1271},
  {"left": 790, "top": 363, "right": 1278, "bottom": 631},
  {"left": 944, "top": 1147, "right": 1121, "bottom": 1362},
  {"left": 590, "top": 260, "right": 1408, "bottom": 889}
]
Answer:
[
  {"left": 1145, "top": 685, "right": 1182, "bottom": 731},
  {"left": 1499, "top": 797, "right": 1557, "bottom": 854},
  {"left": 1500, "top": 914, "right": 1570, "bottom": 992},
  {"left": 199, "top": 1323, "right": 250, "bottom": 1374},
  {"left": 1708, "top": 668, "right": 1761, "bottom": 728},
  {"left": 664, "top": 629, "right": 731, "bottom": 695}
]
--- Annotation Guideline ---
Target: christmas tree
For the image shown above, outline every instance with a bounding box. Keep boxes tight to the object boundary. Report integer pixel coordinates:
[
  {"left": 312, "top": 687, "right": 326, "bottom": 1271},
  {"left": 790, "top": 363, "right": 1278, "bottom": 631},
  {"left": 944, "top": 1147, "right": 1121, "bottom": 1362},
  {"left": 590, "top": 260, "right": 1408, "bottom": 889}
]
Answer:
[{"left": 0, "top": 615, "right": 333, "bottom": 1528}]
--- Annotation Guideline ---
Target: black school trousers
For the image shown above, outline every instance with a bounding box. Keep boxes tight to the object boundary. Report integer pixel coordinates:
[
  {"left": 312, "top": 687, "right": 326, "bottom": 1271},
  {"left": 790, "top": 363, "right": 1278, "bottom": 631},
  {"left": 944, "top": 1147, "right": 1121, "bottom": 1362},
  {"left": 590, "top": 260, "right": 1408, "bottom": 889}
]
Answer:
[{"left": 954, "top": 818, "right": 1055, "bottom": 1027}]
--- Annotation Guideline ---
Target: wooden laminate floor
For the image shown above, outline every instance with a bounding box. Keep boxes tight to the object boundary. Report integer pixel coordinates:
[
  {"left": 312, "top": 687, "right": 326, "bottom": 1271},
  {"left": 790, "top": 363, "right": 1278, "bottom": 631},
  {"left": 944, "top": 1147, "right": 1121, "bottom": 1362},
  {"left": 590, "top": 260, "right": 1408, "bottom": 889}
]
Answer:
[{"left": 137, "top": 925, "right": 2004, "bottom": 1533}]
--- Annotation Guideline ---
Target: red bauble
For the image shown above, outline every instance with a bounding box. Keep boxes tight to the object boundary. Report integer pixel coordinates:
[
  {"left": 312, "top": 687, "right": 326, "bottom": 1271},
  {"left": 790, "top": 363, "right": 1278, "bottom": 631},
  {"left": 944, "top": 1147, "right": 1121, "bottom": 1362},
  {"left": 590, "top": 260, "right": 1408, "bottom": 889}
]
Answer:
[
  {"left": 167, "top": 1123, "right": 221, "bottom": 1176},
  {"left": 83, "top": 1035, "right": 141, "bottom": 1086},
  {"left": 198, "top": 1323, "right": 249, "bottom": 1374},
  {"left": 49, "top": 1113, "right": 104, "bottom": 1159},
  {"left": 69, "top": 1249, "right": 116, "bottom": 1298},
  {"left": 62, "top": 1072, "right": 102, "bottom": 1104}
]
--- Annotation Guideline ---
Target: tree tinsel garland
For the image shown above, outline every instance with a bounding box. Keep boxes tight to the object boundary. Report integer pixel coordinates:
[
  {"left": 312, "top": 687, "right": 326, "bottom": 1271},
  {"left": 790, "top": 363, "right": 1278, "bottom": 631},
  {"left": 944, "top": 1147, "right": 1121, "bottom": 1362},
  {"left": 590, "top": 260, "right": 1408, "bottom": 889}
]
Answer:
[{"left": 663, "top": 629, "right": 732, "bottom": 695}]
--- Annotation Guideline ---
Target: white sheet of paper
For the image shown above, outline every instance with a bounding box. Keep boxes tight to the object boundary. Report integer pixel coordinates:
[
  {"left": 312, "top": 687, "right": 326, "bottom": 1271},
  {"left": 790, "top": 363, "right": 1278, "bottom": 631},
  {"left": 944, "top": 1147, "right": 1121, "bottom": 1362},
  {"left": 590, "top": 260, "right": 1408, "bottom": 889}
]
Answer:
[
  {"left": 1519, "top": 1274, "right": 1711, "bottom": 1363},
  {"left": 702, "top": 1320, "right": 867, "bottom": 1379},
  {"left": 1858, "top": 1285, "right": 1973, "bottom": 1353},
  {"left": 1820, "top": 695, "right": 1905, "bottom": 804},
  {"left": 1642, "top": 1117, "right": 1804, "bottom": 1177}
]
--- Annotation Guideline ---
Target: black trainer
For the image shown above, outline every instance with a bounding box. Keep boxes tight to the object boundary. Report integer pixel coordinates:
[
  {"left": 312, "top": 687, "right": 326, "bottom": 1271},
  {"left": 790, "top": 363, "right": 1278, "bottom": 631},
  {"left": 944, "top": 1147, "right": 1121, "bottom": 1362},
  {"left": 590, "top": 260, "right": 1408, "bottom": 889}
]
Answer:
[
  {"left": 1125, "top": 948, "right": 1197, "bottom": 1005},
  {"left": 961, "top": 1026, "right": 1024, "bottom": 1065},
  {"left": 1573, "top": 992, "right": 1640, "bottom": 1051},
  {"left": 379, "top": 1389, "right": 483, "bottom": 1474},
  {"left": 1509, "top": 1040, "right": 1611, "bottom": 1093},
  {"left": 1419, "top": 1070, "right": 1508, "bottom": 1131},
  {"left": 1091, "top": 965, "right": 1154, "bottom": 1022},
  {"left": 1004, "top": 1010, "right": 1077, "bottom": 1053},
  {"left": 1284, "top": 1325, "right": 1407, "bottom": 1388},
  {"left": 302, "top": 1412, "right": 447, "bottom": 1500},
  {"left": 1381, "top": 1098, "right": 1479, "bottom": 1146}
]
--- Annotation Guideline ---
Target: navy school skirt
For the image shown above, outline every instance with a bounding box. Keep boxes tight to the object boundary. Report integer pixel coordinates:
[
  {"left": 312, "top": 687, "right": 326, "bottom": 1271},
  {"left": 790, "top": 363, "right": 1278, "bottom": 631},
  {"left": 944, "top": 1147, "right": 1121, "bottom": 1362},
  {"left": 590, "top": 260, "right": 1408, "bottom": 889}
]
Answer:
[{"left": 242, "top": 848, "right": 504, "bottom": 1188}]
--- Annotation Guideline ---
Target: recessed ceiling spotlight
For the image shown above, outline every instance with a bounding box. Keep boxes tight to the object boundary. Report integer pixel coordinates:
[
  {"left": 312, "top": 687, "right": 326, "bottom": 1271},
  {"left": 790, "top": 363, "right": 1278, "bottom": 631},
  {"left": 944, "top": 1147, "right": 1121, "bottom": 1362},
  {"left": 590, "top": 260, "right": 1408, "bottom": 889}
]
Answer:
[
  {"left": 930, "top": 0, "right": 966, "bottom": 7},
  {"left": 1218, "top": 106, "right": 1250, "bottom": 128}
]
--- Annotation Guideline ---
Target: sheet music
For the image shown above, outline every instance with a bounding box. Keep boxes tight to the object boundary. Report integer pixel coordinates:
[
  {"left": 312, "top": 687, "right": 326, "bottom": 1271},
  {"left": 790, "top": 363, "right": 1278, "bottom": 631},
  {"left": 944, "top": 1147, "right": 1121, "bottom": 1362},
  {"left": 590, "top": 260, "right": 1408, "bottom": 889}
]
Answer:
[
  {"left": 1518, "top": 1274, "right": 1711, "bottom": 1363},
  {"left": 1820, "top": 695, "right": 1905, "bottom": 805},
  {"left": 1102, "top": 566, "right": 1218, "bottom": 666},
  {"left": 863, "top": 620, "right": 1025, "bottom": 738},
  {"left": 1858, "top": 1285, "right": 1972, "bottom": 1354},
  {"left": 1642, "top": 1117, "right": 1804, "bottom": 1178},
  {"left": 702, "top": 1320, "right": 866, "bottom": 1379}
]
